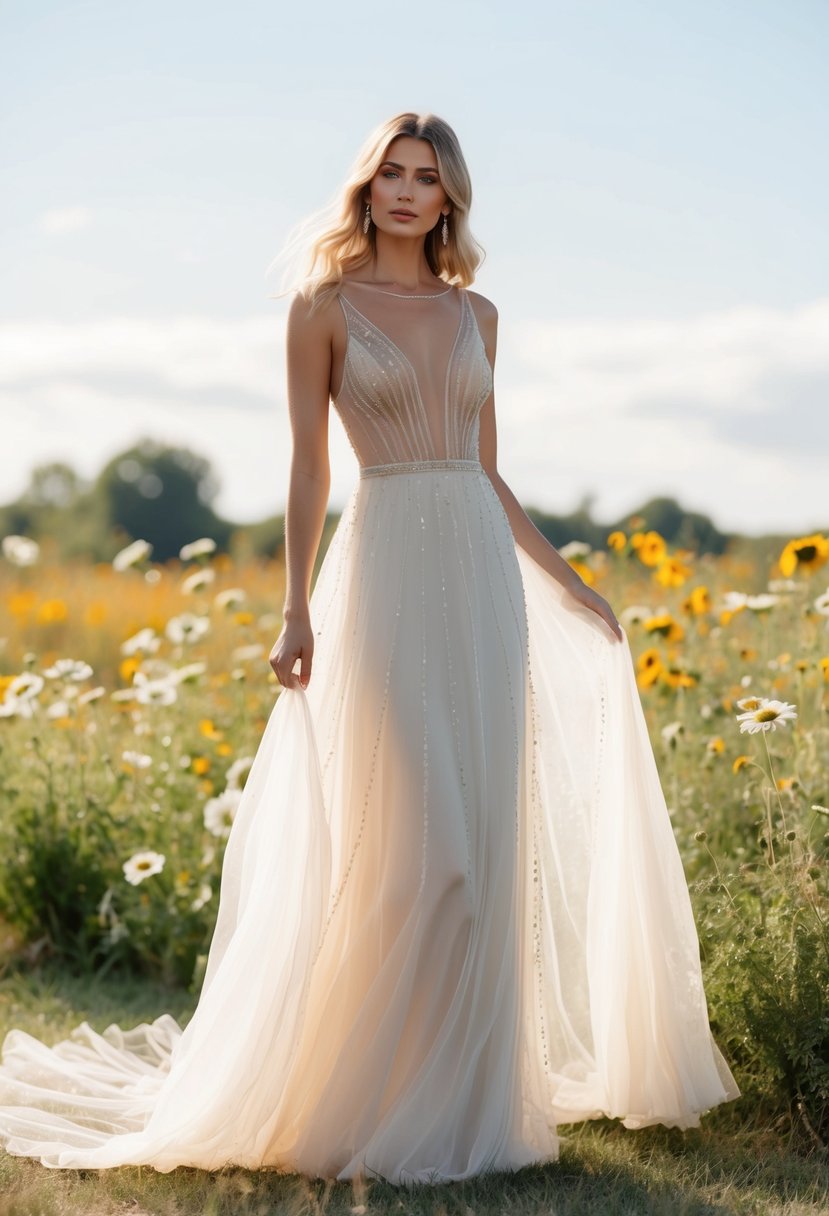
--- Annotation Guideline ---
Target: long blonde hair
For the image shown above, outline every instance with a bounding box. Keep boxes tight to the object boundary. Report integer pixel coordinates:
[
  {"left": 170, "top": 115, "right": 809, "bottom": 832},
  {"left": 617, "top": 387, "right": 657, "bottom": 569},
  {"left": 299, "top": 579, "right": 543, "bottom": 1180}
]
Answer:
[{"left": 267, "top": 112, "right": 485, "bottom": 316}]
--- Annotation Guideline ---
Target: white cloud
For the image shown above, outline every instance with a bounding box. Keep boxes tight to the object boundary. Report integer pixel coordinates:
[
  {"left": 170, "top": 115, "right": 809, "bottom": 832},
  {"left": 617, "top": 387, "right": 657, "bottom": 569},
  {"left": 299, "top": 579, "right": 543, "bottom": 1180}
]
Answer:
[
  {"left": 1, "top": 301, "right": 827, "bottom": 534},
  {"left": 38, "top": 206, "right": 93, "bottom": 235}
]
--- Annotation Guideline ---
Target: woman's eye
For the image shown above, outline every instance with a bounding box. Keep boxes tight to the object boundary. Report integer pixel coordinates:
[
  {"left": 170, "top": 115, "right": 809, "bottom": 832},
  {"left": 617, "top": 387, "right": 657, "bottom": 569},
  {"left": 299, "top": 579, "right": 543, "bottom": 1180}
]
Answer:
[{"left": 381, "top": 171, "right": 438, "bottom": 184}]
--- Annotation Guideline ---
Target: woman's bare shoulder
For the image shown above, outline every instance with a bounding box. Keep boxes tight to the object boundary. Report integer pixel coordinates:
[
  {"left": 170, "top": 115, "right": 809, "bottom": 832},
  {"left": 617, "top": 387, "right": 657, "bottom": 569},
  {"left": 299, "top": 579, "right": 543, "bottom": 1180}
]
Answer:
[
  {"left": 287, "top": 285, "right": 342, "bottom": 336},
  {"left": 464, "top": 289, "right": 498, "bottom": 346}
]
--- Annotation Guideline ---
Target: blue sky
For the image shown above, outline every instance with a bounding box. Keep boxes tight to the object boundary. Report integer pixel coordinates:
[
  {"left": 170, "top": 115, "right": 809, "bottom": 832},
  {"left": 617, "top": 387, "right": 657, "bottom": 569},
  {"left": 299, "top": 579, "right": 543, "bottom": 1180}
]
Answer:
[{"left": 2, "top": 0, "right": 827, "bottom": 535}]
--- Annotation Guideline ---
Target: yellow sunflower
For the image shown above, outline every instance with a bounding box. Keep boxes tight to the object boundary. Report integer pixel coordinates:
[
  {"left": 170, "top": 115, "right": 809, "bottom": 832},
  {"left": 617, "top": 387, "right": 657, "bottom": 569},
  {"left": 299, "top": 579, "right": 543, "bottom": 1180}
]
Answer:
[
  {"left": 682, "top": 585, "right": 711, "bottom": 615},
  {"left": 636, "top": 531, "right": 668, "bottom": 568},
  {"left": 778, "top": 533, "right": 829, "bottom": 577},
  {"left": 644, "top": 612, "right": 685, "bottom": 642}
]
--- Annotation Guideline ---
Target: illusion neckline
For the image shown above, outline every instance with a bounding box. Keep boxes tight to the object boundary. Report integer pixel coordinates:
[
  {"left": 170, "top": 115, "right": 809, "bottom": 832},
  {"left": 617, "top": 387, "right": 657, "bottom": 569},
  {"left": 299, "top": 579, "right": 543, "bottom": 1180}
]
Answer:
[{"left": 340, "top": 280, "right": 455, "bottom": 300}]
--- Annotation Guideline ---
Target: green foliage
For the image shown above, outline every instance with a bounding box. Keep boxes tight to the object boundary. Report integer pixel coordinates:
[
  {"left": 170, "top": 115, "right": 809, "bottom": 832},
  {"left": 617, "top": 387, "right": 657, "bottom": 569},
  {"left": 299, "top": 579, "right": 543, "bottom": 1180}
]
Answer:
[{"left": 96, "top": 439, "right": 234, "bottom": 562}]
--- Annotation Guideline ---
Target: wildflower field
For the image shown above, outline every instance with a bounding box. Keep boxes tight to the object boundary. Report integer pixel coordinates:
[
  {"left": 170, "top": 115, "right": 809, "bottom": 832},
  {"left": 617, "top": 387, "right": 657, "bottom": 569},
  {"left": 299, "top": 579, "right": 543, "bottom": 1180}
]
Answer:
[{"left": 0, "top": 521, "right": 828, "bottom": 1213}]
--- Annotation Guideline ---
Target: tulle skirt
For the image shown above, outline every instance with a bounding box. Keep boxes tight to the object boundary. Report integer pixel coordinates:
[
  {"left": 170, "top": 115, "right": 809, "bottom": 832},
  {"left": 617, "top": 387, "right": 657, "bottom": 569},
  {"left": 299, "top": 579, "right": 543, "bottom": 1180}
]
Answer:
[{"left": 0, "top": 462, "right": 739, "bottom": 1184}]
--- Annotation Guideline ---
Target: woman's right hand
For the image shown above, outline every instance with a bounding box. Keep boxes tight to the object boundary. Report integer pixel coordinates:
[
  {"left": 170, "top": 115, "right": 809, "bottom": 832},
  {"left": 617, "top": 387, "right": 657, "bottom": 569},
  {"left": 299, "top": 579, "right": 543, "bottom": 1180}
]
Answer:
[{"left": 269, "top": 614, "right": 315, "bottom": 689}]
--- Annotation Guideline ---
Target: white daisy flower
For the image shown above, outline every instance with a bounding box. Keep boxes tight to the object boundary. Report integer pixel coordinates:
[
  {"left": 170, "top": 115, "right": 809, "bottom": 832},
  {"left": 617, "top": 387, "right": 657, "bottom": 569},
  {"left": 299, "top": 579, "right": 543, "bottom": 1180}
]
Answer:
[
  {"left": 132, "top": 672, "right": 178, "bottom": 706},
  {"left": 203, "top": 788, "right": 243, "bottom": 838},
  {"left": 122, "top": 750, "right": 153, "bottom": 768},
  {"left": 122, "top": 850, "right": 165, "bottom": 886},
  {"left": 165, "top": 613, "right": 210, "bottom": 644},
  {"left": 619, "top": 605, "right": 652, "bottom": 628},
  {"left": 181, "top": 568, "right": 216, "bottom": 595},
  {"left": 113, "top": 539, "right": 153, "bottom": 571},
  {"left": 78, "top": 686, "right": 106, "bottom": 705},
  {"left": 558, "top": 540, "right": 592, "bottom": 561},
  {"left": 2, "top": 535, "right": 40, "bottom": 566},
  {"left": 8, "top": 672, "right": 45, "bottom": 701},
  {"left": 721, "top": 591, "right": 748, "bottom": 612},
  {"left": 767, "top": 579, "right": 799, "bottom": 593},
  {"left": 190, "top": 882, "right": 213, "bottom": 911},
  {"left": 226, "top": 755, "right": 254, "bottom": 791},
  {"left": 745, "top": 594, "right": 779, "bottom": 612},
  {"left": 813, "top": 588, "right": 829, "bottom": 617},
  {"left": 214, "top": 587, "right": 247, "bottom": 610},
  {"left": 120, "top": 627, "right": 161, "bottom": 656},
  {"left": 661, "top": 721, "right": 685, "bottom": 745},
  {"left": 179, "top": 538, "right": 216, "bottom": 561},
  {"left": 42, "top": 658, "right": 94, "bottom": 682},
  {"left": 172, "top": 661, "right": 208, "bottom": 684},
  {"left": 736, "top": 698, "right": 798, "bottom": 734},
  {"left": 736, "top": 696, "right": 764, "bottom": 712},
  {"left": 46, "top": 700, "right": 72, "bottom": 719}
]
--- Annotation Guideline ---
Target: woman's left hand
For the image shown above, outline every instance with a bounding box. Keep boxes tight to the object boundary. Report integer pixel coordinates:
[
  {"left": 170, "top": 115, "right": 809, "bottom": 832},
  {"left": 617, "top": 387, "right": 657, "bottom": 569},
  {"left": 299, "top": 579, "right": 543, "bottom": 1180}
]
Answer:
[{"left": 567, "top": 581, "right": 624, "bottom": 642}]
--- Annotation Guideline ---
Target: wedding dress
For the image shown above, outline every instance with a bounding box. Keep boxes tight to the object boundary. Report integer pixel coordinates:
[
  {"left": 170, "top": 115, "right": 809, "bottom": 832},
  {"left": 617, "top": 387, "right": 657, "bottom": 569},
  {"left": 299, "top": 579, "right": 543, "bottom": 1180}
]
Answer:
[{"left": 0, "top": 280, "right": 739, "bottom": 1185}]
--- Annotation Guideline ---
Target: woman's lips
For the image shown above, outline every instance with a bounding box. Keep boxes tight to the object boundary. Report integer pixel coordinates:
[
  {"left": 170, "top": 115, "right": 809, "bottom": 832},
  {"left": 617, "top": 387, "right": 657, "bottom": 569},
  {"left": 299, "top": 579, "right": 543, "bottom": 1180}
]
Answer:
[{"left": 390, "top": 212, "right": 416, "bottom": 220}]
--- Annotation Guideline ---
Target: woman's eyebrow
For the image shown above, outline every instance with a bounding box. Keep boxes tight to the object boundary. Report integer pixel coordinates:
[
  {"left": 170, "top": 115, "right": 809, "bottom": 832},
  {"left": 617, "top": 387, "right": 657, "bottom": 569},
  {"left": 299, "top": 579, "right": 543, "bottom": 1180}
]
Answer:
[{"left": 381, "top": 160, "right": 439, "bottom": 173}]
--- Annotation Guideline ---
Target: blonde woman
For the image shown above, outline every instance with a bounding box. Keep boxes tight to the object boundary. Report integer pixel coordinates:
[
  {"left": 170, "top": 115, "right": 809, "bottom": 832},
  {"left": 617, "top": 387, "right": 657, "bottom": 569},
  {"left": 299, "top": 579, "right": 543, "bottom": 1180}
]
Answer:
[{"left": 0, "top": 111, "right": 739, "bottom": 1186}]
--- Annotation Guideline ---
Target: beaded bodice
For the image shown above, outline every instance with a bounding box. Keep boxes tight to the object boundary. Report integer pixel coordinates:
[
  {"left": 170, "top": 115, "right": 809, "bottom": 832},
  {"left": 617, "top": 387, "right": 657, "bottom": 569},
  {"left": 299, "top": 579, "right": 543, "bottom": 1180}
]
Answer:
[{"left": 332, "top": 283, "right": 493, "bottom": 467}]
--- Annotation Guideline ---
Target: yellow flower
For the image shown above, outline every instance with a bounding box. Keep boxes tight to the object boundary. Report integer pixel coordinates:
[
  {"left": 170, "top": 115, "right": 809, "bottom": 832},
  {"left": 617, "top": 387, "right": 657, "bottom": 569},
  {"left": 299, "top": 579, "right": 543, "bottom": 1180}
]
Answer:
[
  {"left": 706, "top": 736, "right": 725, "bottom": 755},
  {"left": 607, "top": 531, "right": 627, "bottom": 552},
  {"left": 119, "top": 656, "right": 141, "bottom": 684},
  {"left": 820, "top": 657, "right": 829, "bottom": 682},
  {"left": 778, "top": 533, "right": 829, "bottom": 577},
  {"left": 192, "top": 756, "right": 211, "bottom": 775},
  {"left": 682, "top": 585, "right": 711, "bottom": 615},
  {"left": 36, "top": 599, "right": 68, "bottom": 623},
  {"left": 732, "top": 755, "right": 751, "bottom": 773},
  {"left": 636, "top": 531, "right": 668, "bottom": 568},
  {"left": 569, "top": 560, "right": 595, "bottom": 587},
  {"left": 234, "top": 610, "right": 255, "bottom": 626},
  {"left": 644, "top": 612, "right": 684, "bottom": 642},
  {"left": 636, "top": 648, "right": 663, "bottom": 689},
  {"left": 662, "top": 666, "right": 697, "bottom": 689},
  {"left": 198, "top": 718, "right": 223, "bottom": 740},
  {"left": 216, "top": 742, "right": 234, "bottom": 757},
  {"left": 654, "top": 557, "right": 693, "bottom": 588},
  {"left": 740, "top": 647, "right": 757, "bottom": 661},
  {"left": 776, "top": 777, "right": 795, "bottom": 792}
]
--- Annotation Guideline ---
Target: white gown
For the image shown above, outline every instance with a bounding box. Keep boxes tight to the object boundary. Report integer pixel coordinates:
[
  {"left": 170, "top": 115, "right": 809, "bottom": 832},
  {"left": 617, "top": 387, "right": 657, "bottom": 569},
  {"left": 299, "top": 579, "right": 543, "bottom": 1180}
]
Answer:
[{"left": 0, "top": 281, "right": 739, "bottom": 1185}]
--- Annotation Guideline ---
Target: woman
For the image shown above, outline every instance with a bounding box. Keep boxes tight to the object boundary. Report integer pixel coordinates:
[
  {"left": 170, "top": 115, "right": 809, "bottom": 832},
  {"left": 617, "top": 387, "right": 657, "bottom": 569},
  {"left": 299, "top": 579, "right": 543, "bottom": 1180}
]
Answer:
[{"left": 0, "top": 111, "right": 739, "bottom": 1186}]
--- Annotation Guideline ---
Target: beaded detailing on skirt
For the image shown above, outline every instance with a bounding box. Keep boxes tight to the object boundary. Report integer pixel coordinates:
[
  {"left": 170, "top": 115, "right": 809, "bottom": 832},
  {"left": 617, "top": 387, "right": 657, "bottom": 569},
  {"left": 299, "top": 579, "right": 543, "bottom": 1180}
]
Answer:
[{"left": 360, "top": 459, "right": 483, "bottom": 479}]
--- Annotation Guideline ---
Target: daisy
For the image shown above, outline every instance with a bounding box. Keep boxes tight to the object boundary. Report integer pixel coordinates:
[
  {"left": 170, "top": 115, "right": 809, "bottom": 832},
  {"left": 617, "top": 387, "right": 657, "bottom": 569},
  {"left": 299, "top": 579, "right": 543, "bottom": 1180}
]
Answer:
[
  {"left": 182, "top": 568, "right": 216, "bottom": 595},
  {"left": 113, "top": 539, "right": 153, "bottom": 571},
  {"left": 203, "top": 789, "right": 243, "bottom": 838},
  {"left": 179, "top": 538, "right": 217, "bottom": 561},
  {"left": 122, "top": 850, "right": 165, "bottom": 886},
  {"left": 132, "top": 673, "right": 178, "bottom": 706},
  {"left": 43, "top": 658, "right": 94, "bottom": 681},
  {"left": 121, "top": 628, "right": 161, "bottom": 656},
  {"left": 736, "top": 699, "right": 798, "bottom": 734},
  {"left": 165, "top": 613, "right": 210, "bottom": 644},
  {"left": 2, "top": 535, "right": 40, "bottom": 566},
  {"left": 214, "top": 587, "right": 247, "bottom": 610}
]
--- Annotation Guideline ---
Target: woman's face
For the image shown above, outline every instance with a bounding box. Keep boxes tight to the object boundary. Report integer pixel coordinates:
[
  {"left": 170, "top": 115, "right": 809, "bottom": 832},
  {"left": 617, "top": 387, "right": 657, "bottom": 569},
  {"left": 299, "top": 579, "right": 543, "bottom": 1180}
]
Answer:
[{"left": 366, "top": 135, "right": 450, "bottom": 240}]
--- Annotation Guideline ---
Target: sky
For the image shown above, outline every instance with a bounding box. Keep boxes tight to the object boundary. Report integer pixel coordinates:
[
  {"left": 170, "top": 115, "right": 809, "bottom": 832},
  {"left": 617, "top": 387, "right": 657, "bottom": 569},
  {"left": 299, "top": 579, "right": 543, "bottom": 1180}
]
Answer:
[{"left": 2, "top": 0, "right": 827, "bottom": 537}]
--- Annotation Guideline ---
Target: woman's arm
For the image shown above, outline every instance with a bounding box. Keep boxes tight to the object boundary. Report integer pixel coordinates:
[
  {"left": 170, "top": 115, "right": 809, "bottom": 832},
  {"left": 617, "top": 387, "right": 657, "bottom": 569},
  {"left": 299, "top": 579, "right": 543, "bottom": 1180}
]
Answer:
[
  {"left": 472, "top": 293, "right": 623, "bottom": 642},
  {"left": 269, "top": 290, "right": 333, "bottom": 688}
]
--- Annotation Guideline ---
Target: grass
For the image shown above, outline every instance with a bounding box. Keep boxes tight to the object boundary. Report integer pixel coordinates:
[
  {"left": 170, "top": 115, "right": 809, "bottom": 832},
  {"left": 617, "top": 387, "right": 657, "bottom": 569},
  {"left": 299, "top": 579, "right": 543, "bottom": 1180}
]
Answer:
[{"left": 1, "top": 967, "right": 827, "bottom": 1216}]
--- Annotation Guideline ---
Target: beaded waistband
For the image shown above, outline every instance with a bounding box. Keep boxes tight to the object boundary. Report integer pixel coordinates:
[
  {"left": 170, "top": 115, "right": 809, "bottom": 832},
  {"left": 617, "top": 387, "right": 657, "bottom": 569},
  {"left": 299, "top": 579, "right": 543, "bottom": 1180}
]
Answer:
[{"left": 359, "top": 459, "right": 483, "bottom": 479}]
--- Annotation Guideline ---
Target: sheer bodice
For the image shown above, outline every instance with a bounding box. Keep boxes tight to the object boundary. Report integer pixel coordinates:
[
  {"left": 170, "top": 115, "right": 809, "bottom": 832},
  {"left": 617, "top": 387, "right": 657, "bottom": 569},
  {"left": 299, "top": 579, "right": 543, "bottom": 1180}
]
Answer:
[{"left": 332, "top": 283, "right": 493, "bottom": 467}]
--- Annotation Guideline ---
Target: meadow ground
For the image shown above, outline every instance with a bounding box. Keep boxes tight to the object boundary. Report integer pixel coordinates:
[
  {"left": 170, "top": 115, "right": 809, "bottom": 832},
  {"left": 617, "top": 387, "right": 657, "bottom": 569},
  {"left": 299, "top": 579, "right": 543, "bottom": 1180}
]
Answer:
[{"left": 0, "top": 526, "right": 827, "bottom": 1214}]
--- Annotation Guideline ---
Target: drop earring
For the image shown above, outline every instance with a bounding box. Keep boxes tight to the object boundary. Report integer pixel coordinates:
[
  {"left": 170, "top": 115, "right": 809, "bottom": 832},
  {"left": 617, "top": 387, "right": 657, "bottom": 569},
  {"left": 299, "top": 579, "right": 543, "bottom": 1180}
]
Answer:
[
  {"left": 362, "top": 202, "right": 371, "bottom": 234},
  {"left": 442, "top": 213, "right": 449, "bottom": 246}
]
